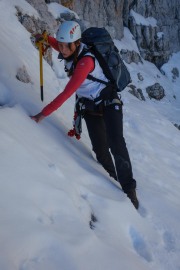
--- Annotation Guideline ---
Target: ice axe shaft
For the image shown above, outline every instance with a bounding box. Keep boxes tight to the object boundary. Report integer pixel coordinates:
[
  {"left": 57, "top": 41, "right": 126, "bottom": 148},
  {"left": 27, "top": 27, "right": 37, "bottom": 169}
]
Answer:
[
  {"left": 39, "top": 43, "right": 44, "bottom": 101},
  {"left": 35, "top": 31, "right": 49, "bottom": 102}
]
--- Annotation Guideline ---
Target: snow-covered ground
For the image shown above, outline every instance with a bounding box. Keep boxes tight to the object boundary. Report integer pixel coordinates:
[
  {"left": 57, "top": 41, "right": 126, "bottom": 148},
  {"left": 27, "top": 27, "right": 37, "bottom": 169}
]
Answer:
[{"left": 0, "top": 1, "right": 180, "bottom": 270}]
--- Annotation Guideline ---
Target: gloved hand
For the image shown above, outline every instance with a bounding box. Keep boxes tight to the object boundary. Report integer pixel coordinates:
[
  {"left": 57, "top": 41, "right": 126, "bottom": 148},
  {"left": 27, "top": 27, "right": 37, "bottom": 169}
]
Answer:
[
  {"left": 30, "top": 112, "right": 45, "bottom": 123},
  {"left": 34, "top": 31, "right": 49, "bottom": 46},
  {"left": 34, "top": 33, "right": 44, "bottom": 43}
]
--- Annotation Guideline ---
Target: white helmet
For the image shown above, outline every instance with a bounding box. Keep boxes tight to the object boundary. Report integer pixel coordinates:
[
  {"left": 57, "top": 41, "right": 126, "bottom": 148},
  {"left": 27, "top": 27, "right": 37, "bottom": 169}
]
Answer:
[{"left": 56, "top": 21, "right": 81, "bottom": 43}]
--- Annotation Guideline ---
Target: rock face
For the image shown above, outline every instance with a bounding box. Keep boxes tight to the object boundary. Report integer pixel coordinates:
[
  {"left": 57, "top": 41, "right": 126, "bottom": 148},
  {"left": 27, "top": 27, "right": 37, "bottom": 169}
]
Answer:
[
  {"left": 71, "top": 0, "right": 124, "bottom": 39},
  {"left": 55, "top": 0, "right": 179, "bottom": 67},
  {"left": 25, "top": 0, "right": 57, "bottom": 32},
  {"left": 129, "top": 0, "right": 180, "bottom": 67},
  {"left": 128, "top": 14, "right": 170, "bottom": 68},
  {"left": 16, "top": 4, "right": 54, "bottom": 66},
  {"left": 48, "top": 0, "right": 126, "bottom": 39},
  {"left": 134, "top": 0, "right": 180, "bottom": 53},
  {"left": 26, "top": 0, "right": 180, "bottom": 67}
]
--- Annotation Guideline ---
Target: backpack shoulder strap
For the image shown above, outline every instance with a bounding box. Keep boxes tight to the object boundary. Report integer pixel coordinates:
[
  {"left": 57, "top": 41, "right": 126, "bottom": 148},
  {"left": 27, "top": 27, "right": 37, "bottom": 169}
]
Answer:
[
  {"left": 77, "top": 47, "right": 92, "bottom": 62},
  {"left": 91, "top": 47, "right": 115, "bottom": 83}
]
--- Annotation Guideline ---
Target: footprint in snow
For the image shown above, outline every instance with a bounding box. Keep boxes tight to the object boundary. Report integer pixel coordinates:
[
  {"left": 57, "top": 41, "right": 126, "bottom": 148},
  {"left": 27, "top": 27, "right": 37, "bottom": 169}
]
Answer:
[
  {"left": 129, "top": 226, "right": 153, "bottom": 262},
  {"left": 48, "top": 163, "right": 65, "bottom": 178},
  {"left": 80, "top": 193, "right": 98, "bottom": 230},
  {"left": 138, "top": 203, "right": 148, "bottom": 218},
  {"left": 163, "top": 231, "right": 176, "bottom": 252},
  {"left": 37, "top": 214, "right": 54, "bottom": 225}
]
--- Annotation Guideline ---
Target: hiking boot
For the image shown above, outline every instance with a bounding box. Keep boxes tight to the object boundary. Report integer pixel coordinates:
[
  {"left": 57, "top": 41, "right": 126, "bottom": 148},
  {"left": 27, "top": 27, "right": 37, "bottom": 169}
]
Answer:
[{"left": 127, "top": 189, "right": 139, "bottom": 209}]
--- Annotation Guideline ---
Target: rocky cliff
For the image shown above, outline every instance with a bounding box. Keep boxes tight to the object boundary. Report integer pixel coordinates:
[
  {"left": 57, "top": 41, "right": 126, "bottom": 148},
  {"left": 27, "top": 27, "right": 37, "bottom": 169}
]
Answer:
[
  {"left": 22, "top": 0, "right": 180, "bottom": 68},
  {"left": 59, "top": 0, "right": 180, "bottom": 67},
  {"left": 131, "top": 0, "right": 180, "bottom": 67}
]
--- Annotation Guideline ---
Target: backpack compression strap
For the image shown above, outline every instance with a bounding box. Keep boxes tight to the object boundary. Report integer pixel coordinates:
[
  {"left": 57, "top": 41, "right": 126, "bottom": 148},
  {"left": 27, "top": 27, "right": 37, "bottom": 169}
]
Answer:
[
  {"left": 77, "top": 48, "right": 112, "bottom": 86},
  {"left": 87, "top": 74, "right": 109, "bottom": 85}
]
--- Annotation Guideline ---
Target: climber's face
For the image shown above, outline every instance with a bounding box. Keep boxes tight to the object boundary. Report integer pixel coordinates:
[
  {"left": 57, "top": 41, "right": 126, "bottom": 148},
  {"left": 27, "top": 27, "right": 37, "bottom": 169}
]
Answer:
[
  {"left": 58, "top": 41, "right": 79, "bottom": 59},
  {"left": 58, "top": 42, "right": 75, "bottom": 58}
]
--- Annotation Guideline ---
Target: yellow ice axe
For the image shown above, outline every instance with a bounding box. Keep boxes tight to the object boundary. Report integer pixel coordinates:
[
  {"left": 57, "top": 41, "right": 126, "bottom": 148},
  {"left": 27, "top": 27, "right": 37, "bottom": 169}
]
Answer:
[{"left": 35, "top": 31, "right": 49, "bottom": 102}]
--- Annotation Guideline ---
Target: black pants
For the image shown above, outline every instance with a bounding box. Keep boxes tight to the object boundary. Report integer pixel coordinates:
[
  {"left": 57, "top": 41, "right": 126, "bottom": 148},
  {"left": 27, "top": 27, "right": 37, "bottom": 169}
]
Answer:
[{"left": 83, "top": 103, "right": 136, "bottom": 194}]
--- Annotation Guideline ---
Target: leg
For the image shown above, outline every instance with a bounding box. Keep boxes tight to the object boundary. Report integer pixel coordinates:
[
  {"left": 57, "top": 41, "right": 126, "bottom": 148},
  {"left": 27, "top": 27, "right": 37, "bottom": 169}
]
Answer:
[
  {"left": 83, "top": 113, "right": 117, "bottom": 180},
  {"left": 103, "top": 103, "right": 136, "bottom": 193}
]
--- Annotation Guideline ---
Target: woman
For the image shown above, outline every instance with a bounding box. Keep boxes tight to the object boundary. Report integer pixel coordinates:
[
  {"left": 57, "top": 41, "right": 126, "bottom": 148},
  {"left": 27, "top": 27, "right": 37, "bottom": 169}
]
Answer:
[{"left": 32, "top": 21, "right": 139, "bottom": 209}]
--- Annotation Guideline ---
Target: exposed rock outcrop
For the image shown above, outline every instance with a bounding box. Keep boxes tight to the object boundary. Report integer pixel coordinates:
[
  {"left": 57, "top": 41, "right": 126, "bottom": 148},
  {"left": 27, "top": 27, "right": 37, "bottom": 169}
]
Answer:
[
  {"left": 146, "top": 83, "right": 165, "bottom": 100},
  {"left": 128, "top": 84, "right": 146, "bottom": 101},
  {"left": 71, "top": 0, "right": 124, "bottom": 39},
  {"left": 171, "top": 67, "right": 179, "bottom": 80},
  {"left": 16, "top": 5, "right": 53, "bottom": 66},
  {"left": 120, "top": 49, "right": 142, "bottom": 64},
  {"left": 25, "top": 0, "right": 57, "bottom": 32},
  {"left": 130, "top": 0, "right": 180, "bottom": 67},
  {"left": 133, "top": 0, "right": 180, "bottom": 52},
  {"left": 174, "top": 123, "right": 180, "bottom": 130},
  {"left": 16, "top": 65, "right": 31, "bottom": 83}
]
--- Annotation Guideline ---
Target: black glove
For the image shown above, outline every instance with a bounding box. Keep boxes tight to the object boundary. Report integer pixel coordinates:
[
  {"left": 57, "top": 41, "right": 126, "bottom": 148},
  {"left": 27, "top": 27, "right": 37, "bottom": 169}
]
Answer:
[
  {"left": 33, "top": 31, "right": 49, "bottom": 46},
  {"left": 34, "top": 33, "right": 44, "bottom": 43}
]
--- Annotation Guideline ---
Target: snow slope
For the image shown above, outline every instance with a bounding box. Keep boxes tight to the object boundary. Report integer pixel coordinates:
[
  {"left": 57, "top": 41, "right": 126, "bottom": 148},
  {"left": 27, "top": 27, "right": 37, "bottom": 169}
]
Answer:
[{"left": 0, "top": 1, "right": 180, "bottom": 270}]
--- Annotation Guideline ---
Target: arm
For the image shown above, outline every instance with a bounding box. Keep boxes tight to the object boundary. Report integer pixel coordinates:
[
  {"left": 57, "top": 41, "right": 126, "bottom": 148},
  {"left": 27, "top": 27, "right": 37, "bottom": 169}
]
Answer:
[
  {"left": 42, "top": 56, "right": 95, "bottom": 116},
  {"left": 32, "top": 56, "right": 95, "bottom": 122},
  {"left": 47, "top": 36, "right": 59, "bottom": 52}
]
